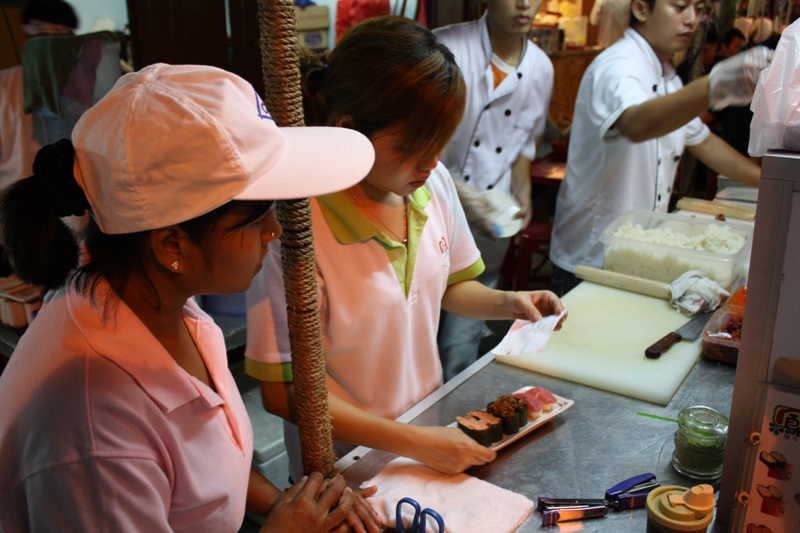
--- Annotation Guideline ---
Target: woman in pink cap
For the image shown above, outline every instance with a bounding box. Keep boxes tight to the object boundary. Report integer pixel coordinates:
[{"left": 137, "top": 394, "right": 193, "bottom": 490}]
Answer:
[{"left": 0, "top": 64, "right": 379, "bottom": 533}]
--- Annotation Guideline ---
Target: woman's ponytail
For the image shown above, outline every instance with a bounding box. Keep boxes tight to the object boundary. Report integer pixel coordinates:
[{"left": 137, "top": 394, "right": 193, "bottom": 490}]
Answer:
[
  {"left": 299, "top": 47, "right": 330, "bottom": 126},
  {"left": 0, "top": 139, "right": 88, "bottom": 290}
]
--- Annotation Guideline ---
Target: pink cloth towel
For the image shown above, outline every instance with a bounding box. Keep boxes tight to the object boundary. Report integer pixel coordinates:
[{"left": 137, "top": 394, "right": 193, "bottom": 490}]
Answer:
[{"left": 361, "top": 457, "right": 533, "bottom": 533}]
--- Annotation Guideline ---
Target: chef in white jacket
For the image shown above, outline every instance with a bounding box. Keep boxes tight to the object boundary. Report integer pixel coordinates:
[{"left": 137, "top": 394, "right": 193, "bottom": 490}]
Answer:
[
  {"left": 434, "top": 0, "right": 554, "bottom": 380},
  {"left": 550, "top": 0, "right": 769, "bottom": 296}
]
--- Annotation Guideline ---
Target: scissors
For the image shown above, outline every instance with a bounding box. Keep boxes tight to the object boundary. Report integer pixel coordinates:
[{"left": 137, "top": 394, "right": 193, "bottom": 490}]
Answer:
[{"left": 395, "top": 497, "right": 445, "bottom": 533}]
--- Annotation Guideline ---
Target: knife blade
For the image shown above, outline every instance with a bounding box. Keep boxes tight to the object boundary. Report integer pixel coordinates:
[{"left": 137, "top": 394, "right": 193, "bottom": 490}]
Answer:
[{"left": 645, "top": 311, "right": 714, "bottom": 359}]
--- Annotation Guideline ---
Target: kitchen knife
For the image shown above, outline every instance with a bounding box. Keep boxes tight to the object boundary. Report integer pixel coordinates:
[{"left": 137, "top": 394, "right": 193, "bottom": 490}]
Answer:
[{"left": 645, "top": 311, "right": 714, "bottom": 359}]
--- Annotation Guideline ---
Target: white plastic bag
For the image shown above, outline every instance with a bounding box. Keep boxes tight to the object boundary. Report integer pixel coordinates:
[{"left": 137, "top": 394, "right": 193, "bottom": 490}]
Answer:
[{"left": 749, "top": 19, "right": 800, "bottom": 156}]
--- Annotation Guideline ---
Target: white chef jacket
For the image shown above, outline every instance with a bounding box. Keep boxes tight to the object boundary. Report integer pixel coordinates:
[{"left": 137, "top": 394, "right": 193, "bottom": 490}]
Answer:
[
  {"left": 434, "top": 13, "right": 553, "bottom": 195},
  {"left": 550, "top": 28, "right": 710, "bottom": 273}
]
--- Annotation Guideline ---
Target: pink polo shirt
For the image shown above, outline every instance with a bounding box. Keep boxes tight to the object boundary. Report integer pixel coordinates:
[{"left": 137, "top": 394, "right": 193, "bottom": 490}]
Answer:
[{"left": 0, "top": 281, "right": 253, "bottom": 532}]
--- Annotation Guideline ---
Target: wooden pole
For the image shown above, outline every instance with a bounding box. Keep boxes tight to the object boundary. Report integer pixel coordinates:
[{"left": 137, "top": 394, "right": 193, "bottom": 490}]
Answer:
[{"left": 255, "top": 0, "right": 335, "bottom": 476}]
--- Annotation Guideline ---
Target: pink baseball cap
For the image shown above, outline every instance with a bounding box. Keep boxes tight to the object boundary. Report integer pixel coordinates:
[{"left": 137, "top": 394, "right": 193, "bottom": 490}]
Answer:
[{"left": 72, "top": 63, "right": 375, "bottom": 234}]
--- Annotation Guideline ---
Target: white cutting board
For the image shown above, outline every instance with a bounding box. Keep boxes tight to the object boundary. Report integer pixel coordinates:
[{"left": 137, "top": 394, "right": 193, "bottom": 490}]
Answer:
[{"left": 495, "top": 282, "right": 701, "bottom": 405}]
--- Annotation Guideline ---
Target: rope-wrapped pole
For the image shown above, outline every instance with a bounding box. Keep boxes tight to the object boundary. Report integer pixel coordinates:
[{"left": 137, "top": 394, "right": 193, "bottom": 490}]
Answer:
[{"left": 256, "top": 0, "right": 335, "bottom": 476}]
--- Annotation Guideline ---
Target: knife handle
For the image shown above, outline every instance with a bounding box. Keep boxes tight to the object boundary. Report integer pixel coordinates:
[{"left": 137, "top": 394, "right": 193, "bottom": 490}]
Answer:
[{"left": 645, "top": 332, "right": 682, "bottom": 359}]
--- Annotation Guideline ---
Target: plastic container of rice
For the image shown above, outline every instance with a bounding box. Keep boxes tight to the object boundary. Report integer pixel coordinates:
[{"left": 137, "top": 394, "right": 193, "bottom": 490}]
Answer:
[{"left": 599, "top": 210, "right": 753, "bottom": 289}]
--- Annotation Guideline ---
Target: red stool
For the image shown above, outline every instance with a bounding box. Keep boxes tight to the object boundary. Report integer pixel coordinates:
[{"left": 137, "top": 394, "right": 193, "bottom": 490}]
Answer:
[{"left": 502, "top": 222, "right": 553, "bottom": 291}]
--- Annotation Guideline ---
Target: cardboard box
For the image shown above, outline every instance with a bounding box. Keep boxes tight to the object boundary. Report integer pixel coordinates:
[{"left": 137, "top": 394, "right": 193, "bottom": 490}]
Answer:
[
  {"left": 298, "top": 29, "right": 328, "bottom": 50},
  {"left": 295, "top": 5, "right": 329, "bottom": 31}
]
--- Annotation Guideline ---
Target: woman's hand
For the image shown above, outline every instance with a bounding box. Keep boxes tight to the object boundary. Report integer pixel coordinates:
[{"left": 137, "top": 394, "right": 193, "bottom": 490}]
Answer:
[
  {"left": 405, "top": 426, "right": 496, "bottom": 475},
  {"left": 504, "top": 290, "right": 566, "bottom": 329},
  {"left": 314, "top": 478, "right": 381, "bottom": 533},
  {"left": 259, "top": 472, "right": 355, "bottom": 533},
  {"left": 346, "top": 485, "right": 381, "bottom": 533}
]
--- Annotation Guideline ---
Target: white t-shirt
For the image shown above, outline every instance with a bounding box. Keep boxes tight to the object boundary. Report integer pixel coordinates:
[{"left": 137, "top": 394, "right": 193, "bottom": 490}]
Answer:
[
  {"left": 245, "top": 164, "right": 483, "bottom": 480},
  {"left": 550, "top": 28, "right": 710, "bottom": 273},
  {"left": 0, "top": 282, "right": 253, "bottom": 532}
]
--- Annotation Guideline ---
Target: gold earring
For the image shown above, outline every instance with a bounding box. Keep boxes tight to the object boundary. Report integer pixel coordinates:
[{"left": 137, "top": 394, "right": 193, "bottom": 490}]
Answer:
[
  {"left": 270, "top": 232, "right": 276, "bottom": 237},
  {"left": 171, "top": 260, "right": 179, "bottom": 270}
]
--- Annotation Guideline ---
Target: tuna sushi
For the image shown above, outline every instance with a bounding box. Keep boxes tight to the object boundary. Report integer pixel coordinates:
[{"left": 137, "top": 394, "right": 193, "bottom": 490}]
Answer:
[
  {"left": 527, "top": 387, "right": 557, "bottom": 412},
  {"left": 513, "top": 392, "right": 543, "bottom": 420}
]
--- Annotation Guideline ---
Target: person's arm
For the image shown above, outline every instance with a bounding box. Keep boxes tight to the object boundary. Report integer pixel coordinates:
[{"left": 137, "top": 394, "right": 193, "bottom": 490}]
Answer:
[
  {"left": 686, "top": 132, "right": 761, "bottom": 186},
  {"left": 261, "top": 382, "right": 496, "bottom": 475},
  {"left": 246, "top": 468, "right": 283, "bottom": 515},
  {"left": 441, "top": 280, "right": 565, "bottom": 324},
  {"left": 614, "top": 76, "right": 711, "bottom": 143},
  {"left": 510, "top": 154, "right": 533, "bottom": 228},
  {"left": 256, "top": 472, "right": 353, "bottom": 533},
  {"left": 249, "top": 467, "right": 380, "bottom": 533},
  {"left": 615, "top": 47, "right": 772, "bottom": 143}
]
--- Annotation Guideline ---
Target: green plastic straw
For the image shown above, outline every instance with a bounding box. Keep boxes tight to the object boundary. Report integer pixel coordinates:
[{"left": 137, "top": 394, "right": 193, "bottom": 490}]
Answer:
[
  {"left": 637, "top": 412, "right": 679, "bottom": 424},
  {"left": 637, "top": 411, "right": 717, "bottom": 437}
]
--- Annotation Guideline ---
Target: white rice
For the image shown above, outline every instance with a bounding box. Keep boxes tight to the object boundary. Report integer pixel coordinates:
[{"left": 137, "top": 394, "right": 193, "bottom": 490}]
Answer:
[
  {"left": 612, "top": 221, "right": 745, "bottom": 254},
  {"left": 603, "top": 221, "right": 747, "bottom": 288}
]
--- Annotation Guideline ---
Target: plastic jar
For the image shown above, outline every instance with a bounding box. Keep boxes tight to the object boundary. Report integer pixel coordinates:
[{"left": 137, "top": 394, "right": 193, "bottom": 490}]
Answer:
[
  {"left": 646, "top": 484, "right": 715, "bottom": 533},
  {"left": 671, "top": 406, "right": 729, "bottom": 480}
]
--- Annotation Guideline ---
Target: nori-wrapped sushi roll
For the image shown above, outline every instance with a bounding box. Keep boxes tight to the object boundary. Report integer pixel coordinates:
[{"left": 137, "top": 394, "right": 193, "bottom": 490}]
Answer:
[
  {"left": 508, "top": 395, "right": 529, "bottom": 427},
  {"left": 770, "top": 451, "right": 787, "bottom": 469},
  {"left": 457, "top": 415, "right": 493, "bottom": 446},
  {"left": 469, "top": 410, "right": 503, "bottom": 442},
  {"left": 488, "top": 397, "right": 520, "bottom": 434},
  {"left": 760, "top": 451, "right": 778, "bottom": 469}
]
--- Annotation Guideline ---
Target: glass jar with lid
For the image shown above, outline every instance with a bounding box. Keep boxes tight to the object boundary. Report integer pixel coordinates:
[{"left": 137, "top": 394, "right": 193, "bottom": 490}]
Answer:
[{"left": 671, "top": 406, "right": 729, "bottom": 480}]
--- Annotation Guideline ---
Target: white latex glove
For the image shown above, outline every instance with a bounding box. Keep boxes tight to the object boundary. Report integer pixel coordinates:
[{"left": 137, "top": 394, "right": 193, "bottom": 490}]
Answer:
[
  {"left": 452, "top": 178, "right": 498, "bottom": 238},
  {"left": 708, "top": 46, "right": 774, "bottom": 111}
]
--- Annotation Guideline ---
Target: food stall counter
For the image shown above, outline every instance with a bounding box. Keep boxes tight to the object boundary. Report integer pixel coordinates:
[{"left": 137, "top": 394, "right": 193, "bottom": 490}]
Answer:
[{"left": 338, "top": 352, "right": 736, "bottom": 532}]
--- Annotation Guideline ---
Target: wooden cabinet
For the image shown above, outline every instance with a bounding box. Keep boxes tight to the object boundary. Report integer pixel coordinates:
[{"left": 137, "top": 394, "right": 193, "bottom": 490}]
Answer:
[{"left": 548, "top": 47, "right": 601, "bottom": 123}]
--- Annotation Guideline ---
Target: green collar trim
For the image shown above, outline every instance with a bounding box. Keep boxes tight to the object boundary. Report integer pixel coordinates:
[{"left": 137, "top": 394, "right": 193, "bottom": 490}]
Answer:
[{"left": 317, "top": 186, "right": 432, "bottom": 296}]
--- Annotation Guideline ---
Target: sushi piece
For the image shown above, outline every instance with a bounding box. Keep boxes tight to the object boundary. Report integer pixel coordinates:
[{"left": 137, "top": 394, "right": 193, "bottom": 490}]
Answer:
[
  {"left": 513, "top": 392, "right": 543, "bottom": 421},
  {"left": 488, "top": 396, "right": 520, "bottom": 434},
  {"left": 769, "top": 451, "right": 787, "bottom": 469},
  {"left": 469, "top": 410, "right": 503, "bottom": 442},
  {"left": 756, "top": 484, "right": 783, "bottom": 500},
  {"left": 527, "top": 387, "right": 558, "bottom": 412},
  {"left": 507, "top": 395, "right": 529, "bottom": 427},
  {"left": 457, "top": 415, "right": 493, "bottom": 447},
  {"left": 759, "top": 451, "right": 779, "bottom": 469}
]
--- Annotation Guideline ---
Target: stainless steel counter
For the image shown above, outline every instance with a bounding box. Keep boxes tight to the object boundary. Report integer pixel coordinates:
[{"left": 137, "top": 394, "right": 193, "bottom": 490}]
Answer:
[{"left": 338, "top": 354, "right": 736, "bottom": 532}]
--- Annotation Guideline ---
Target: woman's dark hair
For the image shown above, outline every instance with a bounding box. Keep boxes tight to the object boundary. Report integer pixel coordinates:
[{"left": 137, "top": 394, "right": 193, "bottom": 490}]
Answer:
[
  {"left": 21, "top": 0, "right": 79, "bottom": 29},
  {"left": 0, "top": 140, "right": 271, "bottom": 309},
  {"left": 300, "top": 15, "right": 466, "bottom": 164}
]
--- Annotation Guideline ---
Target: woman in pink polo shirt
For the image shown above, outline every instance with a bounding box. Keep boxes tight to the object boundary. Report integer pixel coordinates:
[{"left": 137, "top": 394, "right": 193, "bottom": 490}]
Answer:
[
  {"left": 246, "top": 16, "right": 565, "bottom": 484},
  {"left": 0, "top": 64, "right": 379, "bottom": 533}
]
